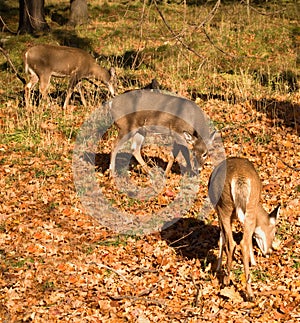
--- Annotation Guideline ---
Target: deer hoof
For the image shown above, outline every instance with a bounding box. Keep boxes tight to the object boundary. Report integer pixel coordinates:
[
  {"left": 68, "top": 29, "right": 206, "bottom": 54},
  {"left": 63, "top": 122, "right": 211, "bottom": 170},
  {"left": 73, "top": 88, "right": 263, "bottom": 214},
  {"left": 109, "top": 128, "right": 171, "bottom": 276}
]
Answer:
[
  {"left": 245, "top": 293, "right": 255, "bottom": 302},
  {"left": 246, "top": 286, "right": 255, "bottom": 302}
]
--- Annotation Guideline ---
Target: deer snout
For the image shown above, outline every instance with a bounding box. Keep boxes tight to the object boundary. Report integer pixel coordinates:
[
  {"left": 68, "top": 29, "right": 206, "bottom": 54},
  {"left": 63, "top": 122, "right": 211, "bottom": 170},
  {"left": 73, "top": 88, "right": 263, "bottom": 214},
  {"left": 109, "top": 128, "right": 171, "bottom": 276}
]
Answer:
[{"left": 196, "top": 151, "right": 209, "bottom": 171}]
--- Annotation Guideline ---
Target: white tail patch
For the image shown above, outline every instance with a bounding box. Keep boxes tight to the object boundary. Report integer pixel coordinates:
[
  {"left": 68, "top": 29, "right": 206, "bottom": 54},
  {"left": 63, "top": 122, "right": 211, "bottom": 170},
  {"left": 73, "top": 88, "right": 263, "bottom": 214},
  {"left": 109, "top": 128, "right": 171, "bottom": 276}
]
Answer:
[
  {"left": 236, "top": 207, "right": 246, "bottom": 224},
  {"left": 231, "top": 177, "right": 251, "bottom": 224}
]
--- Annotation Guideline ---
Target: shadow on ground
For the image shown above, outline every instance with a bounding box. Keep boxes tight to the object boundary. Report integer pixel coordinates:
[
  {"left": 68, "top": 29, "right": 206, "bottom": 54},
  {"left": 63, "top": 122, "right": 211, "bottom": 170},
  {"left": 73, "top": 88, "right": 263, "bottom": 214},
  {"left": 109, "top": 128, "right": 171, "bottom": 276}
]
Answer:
[{"left": 160, "top": 217, "right": 219, "bottom": 266}]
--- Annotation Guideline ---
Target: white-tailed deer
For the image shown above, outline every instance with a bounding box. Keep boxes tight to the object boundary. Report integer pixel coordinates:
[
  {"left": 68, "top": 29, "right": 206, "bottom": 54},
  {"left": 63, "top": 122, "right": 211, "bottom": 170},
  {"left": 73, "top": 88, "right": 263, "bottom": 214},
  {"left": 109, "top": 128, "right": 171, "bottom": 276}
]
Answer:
[
  {"left": 107, "top": 90, "right": 216, "bottom": 175},
  {"left": 208, "top": 157, "right": 280, "bottom": 301},
  {"left": 24, "top": 44, "right": 117, "bottom": 109}
]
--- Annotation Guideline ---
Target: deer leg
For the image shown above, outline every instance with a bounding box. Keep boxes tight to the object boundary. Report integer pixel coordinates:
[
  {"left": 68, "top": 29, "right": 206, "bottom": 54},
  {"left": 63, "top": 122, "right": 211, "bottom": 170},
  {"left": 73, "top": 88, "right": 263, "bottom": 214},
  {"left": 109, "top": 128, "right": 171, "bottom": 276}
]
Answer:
[
  {"left": 109, "top": 130, "right": 144, "bottom": 175},
  {"left": 64, "top": 75, "right": 80, "bottom": 109},
  {"left": 165, "top": 152, "right": 175, "bottom": 176},
  {"left": 39, "top": 74, "right": 51, "bottom": 105},
  {"left": 25, "top": 71, "right": 39, "bottom": 107},
  {"left": 109, "top": 134, "right": 121, "bottom": 175},
  {"left": 164, "top": 141, "right": 180, "bottom": 175},
  {"left": 75, "top": 81, "right": 87, "bottom": 107},
  {"left": 172, "top": 142, "right": 192, "bottom": 173},
  {"left": 249, "top": 242, "right": 257, "bottom": 266},
  {"left": 216, "top": 230, "right": 225, "bottom": 272},
  {"left": 218, "top": 208, "right": 236, "bottom": 286},
  {"left": 63, "top": 90, "right": 73, "bottom": 109},
  {"left": 131, "top": 132, "right": 149, "bottom": 173},
  {"left": 240, "top": 214, "right": 256, "bottom": 301}
]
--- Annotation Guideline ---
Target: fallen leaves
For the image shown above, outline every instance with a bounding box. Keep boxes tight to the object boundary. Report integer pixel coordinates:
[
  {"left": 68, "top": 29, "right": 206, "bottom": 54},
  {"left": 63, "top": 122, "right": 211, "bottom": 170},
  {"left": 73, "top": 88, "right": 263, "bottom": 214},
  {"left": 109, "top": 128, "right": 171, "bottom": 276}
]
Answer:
[{"left": 0, "top": 96, "right": 299, "bottom": 322}]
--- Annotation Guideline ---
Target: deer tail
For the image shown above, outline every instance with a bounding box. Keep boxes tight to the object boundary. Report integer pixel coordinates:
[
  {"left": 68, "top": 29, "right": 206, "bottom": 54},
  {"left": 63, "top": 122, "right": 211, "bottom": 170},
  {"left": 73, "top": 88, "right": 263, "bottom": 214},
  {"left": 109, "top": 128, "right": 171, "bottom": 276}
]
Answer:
[{"left": 231, "top": 177, "right": 251, "bottom": 224}]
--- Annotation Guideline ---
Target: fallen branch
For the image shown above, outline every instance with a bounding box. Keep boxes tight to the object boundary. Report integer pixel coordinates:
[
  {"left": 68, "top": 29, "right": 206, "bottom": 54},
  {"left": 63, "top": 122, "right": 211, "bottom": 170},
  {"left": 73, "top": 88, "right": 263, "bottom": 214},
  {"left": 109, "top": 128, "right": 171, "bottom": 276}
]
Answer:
[
  {"left": 107, "top": 293, "right": 165, "bottom": 307},
  {"left": 240, "top": 0, "right": 286, "bottom": 16},
  {"left": 190, "top": 275, "right": 203, "bottom": 309}
]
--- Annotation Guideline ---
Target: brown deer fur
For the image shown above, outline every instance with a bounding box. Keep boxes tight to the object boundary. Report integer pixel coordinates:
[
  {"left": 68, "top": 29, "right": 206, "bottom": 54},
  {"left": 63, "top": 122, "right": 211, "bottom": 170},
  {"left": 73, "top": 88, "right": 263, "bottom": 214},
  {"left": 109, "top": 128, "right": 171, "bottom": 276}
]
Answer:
[
  {"left": 208, "top": 157, "right": 280, "bottom": 301},
  {"left": 24, "top": 44, "right": 116, "bottom": 108}
]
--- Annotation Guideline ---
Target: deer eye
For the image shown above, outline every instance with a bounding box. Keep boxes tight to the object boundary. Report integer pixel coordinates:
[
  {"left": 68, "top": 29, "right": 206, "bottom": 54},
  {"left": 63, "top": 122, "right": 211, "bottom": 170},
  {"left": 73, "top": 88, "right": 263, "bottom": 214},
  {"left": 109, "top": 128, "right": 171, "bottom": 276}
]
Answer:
[{"left": 202, "top": 152, "right": 208, "bottom": 159}]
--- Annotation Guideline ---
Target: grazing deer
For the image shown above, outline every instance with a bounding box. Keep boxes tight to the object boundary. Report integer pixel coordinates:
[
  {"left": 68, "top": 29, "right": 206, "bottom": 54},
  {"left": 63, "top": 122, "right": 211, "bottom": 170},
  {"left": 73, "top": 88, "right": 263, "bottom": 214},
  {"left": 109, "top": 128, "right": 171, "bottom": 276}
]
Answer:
[
  {"left": 208, "top": 157, "right": 280, "bottom": 301},
  {"left": 107, "top": 89, "right": 216, "bottom": 175},
  {"left": 24, "top": 44, "right": 117, "bottom": 109}
]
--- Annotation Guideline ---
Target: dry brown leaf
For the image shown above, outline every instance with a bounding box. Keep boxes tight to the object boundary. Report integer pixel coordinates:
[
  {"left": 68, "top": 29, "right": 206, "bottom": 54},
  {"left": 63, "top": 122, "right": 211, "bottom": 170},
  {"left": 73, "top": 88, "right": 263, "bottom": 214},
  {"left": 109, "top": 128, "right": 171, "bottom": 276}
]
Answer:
[{"left": 220, "top": 286, "right": 244, "bottom": 302}]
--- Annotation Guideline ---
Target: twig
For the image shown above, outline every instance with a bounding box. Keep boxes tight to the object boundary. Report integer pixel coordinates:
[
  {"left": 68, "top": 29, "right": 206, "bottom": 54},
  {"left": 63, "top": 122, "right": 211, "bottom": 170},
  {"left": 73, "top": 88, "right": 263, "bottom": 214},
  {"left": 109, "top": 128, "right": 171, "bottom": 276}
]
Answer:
[
  {"left": 0, "top": 16, "right": 17, "bottom": 34},
  {"left": 108, "top": 275, "right": 164, "bottom": 302},
  {"left": 240, "top": 0, "right": 286, "bottom": 16},
  {"left": 191, "top": 0, "right": 221, "bottom": 32},
  {"left": 169, "top": 230, "right": 194, "bottom": 247},
  {"left": 276, "top": 157, "right": 300, "bottom": 172},
  {"left": 0, "top": 46, "right": 26, "bottom": 85},
  {"left": 107, "top": 293, "right": 165, "bottom": 306},
  {"left": 153, "top": 0, "right": 205, "bottom": 60},
  {"left": 190, "top": 275, "right": 202, "bottom": 309},
  {"left": 88, "top": 261, "right": 134, "bottom": 286},
  {"left": 202, "top": 27, "right": 235, "bottom": 58},
  {"left": 132, "top": 0, "right": 147, "bottom": 69},
  {"left": 137, "top": 277, "right": 165, "bottom": 297}
]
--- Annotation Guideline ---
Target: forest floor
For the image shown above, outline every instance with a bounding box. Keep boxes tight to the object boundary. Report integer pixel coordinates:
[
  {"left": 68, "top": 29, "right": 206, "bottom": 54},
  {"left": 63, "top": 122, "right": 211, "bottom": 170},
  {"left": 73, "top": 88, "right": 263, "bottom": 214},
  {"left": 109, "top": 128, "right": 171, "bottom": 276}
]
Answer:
[
  {"left": 0, "top": 95, "right": 299, "bottom": 322},
  {"left": 0, "top": 0, "right": 300, "bottom": 322}
]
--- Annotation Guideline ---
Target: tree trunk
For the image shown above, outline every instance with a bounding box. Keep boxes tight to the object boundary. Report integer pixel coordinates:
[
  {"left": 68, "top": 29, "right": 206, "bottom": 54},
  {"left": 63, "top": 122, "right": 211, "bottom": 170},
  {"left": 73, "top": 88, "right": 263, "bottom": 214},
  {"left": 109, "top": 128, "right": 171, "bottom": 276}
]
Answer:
[
  {"left": 69, "top": 0, "right": 88, "bottom": 26},
  {"left": 18, "top": 0, "right": 49, "bottom": 34}
]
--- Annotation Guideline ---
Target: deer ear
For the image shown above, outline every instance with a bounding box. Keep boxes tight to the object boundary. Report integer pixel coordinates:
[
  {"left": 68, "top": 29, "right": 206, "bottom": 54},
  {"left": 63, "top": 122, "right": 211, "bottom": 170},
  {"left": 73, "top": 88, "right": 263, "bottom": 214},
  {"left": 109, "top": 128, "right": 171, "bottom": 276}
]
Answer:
[
  {"left": 183, "top": 131, "right": 196, "bottom": 146},
  {"left": 269, "top": 205, "right": 280, "bottom": 225},
  {"left": 206, "top": 130, "right": 217, "bottom": 145}
]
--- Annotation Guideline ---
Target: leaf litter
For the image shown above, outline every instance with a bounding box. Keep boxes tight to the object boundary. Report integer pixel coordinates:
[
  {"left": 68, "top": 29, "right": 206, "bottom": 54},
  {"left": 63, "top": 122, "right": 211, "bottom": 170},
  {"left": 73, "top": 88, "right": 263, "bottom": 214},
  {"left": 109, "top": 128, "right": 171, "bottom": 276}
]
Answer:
[{"left": 0, "top": 97, "right": 299, "bottom": 322}]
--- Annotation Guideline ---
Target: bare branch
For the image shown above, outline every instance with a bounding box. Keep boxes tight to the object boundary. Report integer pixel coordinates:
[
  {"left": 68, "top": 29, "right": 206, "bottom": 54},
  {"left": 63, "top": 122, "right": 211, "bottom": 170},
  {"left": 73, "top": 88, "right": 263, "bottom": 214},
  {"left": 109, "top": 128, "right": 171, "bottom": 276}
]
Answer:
[
  {"left": 240, "top": 0, "right": 286, "bottom": 16},
  {"left": 276, "top": 157, "right": 300, "bottom": 171},
  {"left": 0, "top": 46, "right": 26, "bottom": 84},
  {"left": 202, "top": 27, "right": 236, "bottom": 57},
  {"left": 153, "top": 0, "right": 205, "bottom": 60},
  {"left": 0, "top": 16, "right": 17, "bottom": 34},
  {"left": 191, "top": 0, "right": 221, "bottom": 32}
]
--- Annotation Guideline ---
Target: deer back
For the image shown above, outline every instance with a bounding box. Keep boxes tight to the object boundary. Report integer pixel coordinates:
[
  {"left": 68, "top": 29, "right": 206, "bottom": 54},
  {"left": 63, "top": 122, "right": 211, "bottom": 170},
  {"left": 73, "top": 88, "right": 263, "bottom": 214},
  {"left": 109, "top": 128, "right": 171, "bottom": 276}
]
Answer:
[
  {"left": 107, "top": 90, "right": 215, "bottom": 168},
  {"left": 25, "top": 44, "right": 112, "bottom": 80},
  {"left": 25, "top": 45, "right": 90, "bottom": 76},
  {"left": 209, "top": 157, "right": 261, "bottom": 214},
  {"left": 108, "top": 89, "right": 212, "bottom": 142}
]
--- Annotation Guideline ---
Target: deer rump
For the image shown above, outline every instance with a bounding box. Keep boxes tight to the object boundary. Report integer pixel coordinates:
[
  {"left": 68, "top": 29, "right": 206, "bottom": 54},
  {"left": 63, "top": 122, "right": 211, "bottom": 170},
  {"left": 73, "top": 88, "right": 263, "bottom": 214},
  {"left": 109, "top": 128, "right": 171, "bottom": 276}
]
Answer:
[{"left": 107, "top": 90, "right": 213, "bottom": 174}]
